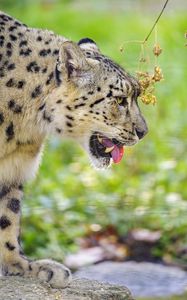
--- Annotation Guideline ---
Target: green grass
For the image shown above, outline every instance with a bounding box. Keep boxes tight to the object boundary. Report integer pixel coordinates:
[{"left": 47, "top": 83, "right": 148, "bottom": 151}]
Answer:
[{"left": 2, "top": 2, "right": 187, "bottom": 266}]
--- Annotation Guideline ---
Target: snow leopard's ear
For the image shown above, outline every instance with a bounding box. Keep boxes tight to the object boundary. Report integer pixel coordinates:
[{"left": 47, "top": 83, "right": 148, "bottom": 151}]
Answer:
[
  {"left": 78, "top": 38, "right": 100, "bottom": 53},
  {"left": 56, "top": 41, "right": 98, "bottom": 86}
]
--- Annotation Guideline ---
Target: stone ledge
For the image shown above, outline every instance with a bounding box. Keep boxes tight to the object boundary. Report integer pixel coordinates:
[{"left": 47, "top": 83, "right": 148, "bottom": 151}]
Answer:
[{"left": 0, "top": 276, "right": 134, "bottom": 300}]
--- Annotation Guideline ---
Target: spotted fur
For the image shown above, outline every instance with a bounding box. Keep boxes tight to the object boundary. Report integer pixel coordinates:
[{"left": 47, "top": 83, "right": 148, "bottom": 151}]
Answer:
[{"left": 0, "top": 12, "right": 147, "bottom": 288}]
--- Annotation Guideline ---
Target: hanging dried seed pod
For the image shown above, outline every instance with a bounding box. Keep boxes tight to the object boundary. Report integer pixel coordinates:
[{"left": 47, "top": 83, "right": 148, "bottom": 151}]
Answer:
[
  {"left": 152, "top": 66, "right": 164, "bottom": 82},
  {"left": 140, "top": 93, "right": 157, "bottom": 105},
  {"left": 137, "top": 65, "right": 164, "bottom": 105},
  {"left": 153, "top": 44, "right": 162, "bottom": 56}
]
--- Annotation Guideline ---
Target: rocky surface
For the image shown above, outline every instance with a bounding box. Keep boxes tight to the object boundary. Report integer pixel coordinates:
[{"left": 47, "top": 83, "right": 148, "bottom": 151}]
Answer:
[
  {"left": 75, "top": 261, "right": 187, "bottom": 298},
  {"left": 0, "top": 276, "right": 134, "bottom": 300}
]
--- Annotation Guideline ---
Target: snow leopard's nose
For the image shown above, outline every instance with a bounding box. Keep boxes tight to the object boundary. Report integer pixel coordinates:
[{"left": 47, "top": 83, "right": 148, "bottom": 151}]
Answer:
[
  {"left": 135, "top": 129, "right": 146, "bottom": 140},
  {"left": 135, "top": 124, "right": 148, "bottom": 140}
]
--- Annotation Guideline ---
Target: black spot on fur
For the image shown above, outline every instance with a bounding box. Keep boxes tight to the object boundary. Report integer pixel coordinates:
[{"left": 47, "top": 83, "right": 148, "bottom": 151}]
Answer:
[
  {"left": 90, "top": 97, "right": 105, "bottom": 108},
  {"left": 97, "top": 87, "right": 101, "bottom": 92},
  {"left": 38, "top": 103, "right": 46, "bottom": 111},
  {"left": 56, "top": 99, "right": 62, "bottom": 104},
  {"left": 6, "top": 122, "right": 14, "bottom": 141},
  {"left": 56, "top": 128, "right": 62, "bottom": 133},
  {"left": 3, "top": 61, "right": 8, "bottom": 67},
  {"left": 43, "top": 111, "right": 52, "bottom": 123},
  {"left": 0, "top": 186, "right": 10, "bottom": 199},
  {"left": 94, "top": 56, "right": 102, "bottom": 61},
  {"left": 6, "top": 50, "right": 12, "bottom": 57},
  {"left": 6, "top": 78, "right": 15, "bottom": 87},
  {"left": 88, "top": 91, "right": 94, "bottom": 95},
  {"left": 0, "top": 216, "right": 11, "bottom": 229},
  {"left": 17, "top": 80, "right": 25, "bottom": 89},
  {"left": 5, "top": 241, "right": 16, "bottom": 251},
  {"left": 31, "top": 85, "right": 42, "bottom": 98},
  {"left": 66, "top": 121, "right": 73, "bottom": 127},
  {"left": 19, "top": 40, "right": 27, "bottom": 47},
  {"left": 8, "top": 99, "right": 15, "bottom": 109},
  {"left": 20, "top": 48, "right": 32, "bottom": 56},
  {"left": 9, "top": 26, "right": 17, "bottom": 32},
  {"left": 18, "top": 32, "right": 24, "bottom": 38},
  {"left": 9, "top": 34, "right": 17, "bottom": 41},
  {"left": 66, "top": 115, "right": 74, "bottom": 121},
  {"left": 66, "top": 105, "right": 72, "bottom": 111},
  {"left": 8, "top": 100, "right": 22, "bottom": 114},
  {"left": 14, "top": 21, "right": 23, "bottom": 26},
  {"left": 53, "top": 49, "right": 59, "bottom": 56},
  {"left": 1, "top": 15, "right": 13, "bottom": 22},
  {"left": 6, "top": 42, "right": 12, "bottom": 49},
  {"left": 82, "top": 96, "right": 88, "bottom": 101},
  {"left": 0, "top": 112, "right": 4, "bottom": 125},
  {"left": 74, "top": 103, "right": 86, "bottom": 109},
  {"left": 7, "top": 198, "right": 20, "bottom": 213},
  {"left": 45, "top": 39, "right": 52, "bottom": 45},
  {"left": 0, "top": 35, "right": 4, "bottom": 47},
  {"left": 46, "top": 72, "right": 54, "bottom": 85},
  {"left": 39, "top": 49, "right": 51, "bottom": 56},
  {"left": 36, "top": 36, "right": 42, "bottom": 42},
  {"left": 106, "top": 91, "right": 113, "bottom": 98},
  {"left": 26, "top": 61, "right": 40, "bottom": 73},
  {"left": 42, "top": 67, "right": 47, "bottom": 73},
  {"left": 7, "top": 63, "right": 15, "bottom": 71}
]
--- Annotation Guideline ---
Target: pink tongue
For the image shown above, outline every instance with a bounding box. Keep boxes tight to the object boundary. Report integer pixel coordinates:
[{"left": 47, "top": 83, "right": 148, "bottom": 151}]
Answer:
[
  {"left": 111, "top": 145, "right": 124, "bottom": 164},
  {"left": 102, "top": 138, "right": 124, "bottom": 164}
]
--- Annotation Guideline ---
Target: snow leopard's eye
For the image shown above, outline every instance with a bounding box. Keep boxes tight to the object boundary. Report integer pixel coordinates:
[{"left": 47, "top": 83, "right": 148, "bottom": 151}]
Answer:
[{"left": 116, "top": 97, "right": 128, "bottom": 106}]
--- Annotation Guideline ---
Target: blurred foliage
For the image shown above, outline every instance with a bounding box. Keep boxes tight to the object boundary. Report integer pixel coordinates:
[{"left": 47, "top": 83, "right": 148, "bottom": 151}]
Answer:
[
  {"left": 140, "top": 294, "right": 187, "bottom": 300},
  {"left": 1, "top": 1, "right": 187, "bottom": 265}
]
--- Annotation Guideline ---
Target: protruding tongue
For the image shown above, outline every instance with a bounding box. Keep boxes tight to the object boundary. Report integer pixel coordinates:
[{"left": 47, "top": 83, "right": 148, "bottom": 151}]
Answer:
[
  {"left": 111, "top": 145, "right": 124, "bottom": 164},
  {"left": 102, "top": 138, "right": 124, "bottom": 164}
]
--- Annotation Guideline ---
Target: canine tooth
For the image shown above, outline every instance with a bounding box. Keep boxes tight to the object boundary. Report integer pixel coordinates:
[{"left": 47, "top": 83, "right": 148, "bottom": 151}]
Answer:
[
  {"left": 105, "top": 146, "right": 115, "bottom": 153},
  {"left": 97, "top": 135, "right": 103, "bottom": 143}
]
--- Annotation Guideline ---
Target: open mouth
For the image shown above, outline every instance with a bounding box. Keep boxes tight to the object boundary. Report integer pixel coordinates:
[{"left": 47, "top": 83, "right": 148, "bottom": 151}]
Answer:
[{"left": 89, "top": 132, "right": 125, "bottom": 164}]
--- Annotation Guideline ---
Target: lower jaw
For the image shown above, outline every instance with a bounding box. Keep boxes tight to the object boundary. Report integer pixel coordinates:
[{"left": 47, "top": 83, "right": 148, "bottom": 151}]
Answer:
[{"left": 90, "top": 155, "right": 111, "bottom": 169}]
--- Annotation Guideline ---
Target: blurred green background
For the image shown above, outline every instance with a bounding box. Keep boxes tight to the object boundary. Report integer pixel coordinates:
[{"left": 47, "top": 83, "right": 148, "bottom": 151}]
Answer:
[{"left": 1, "top": 0, "right": 187, "bottom": 270}]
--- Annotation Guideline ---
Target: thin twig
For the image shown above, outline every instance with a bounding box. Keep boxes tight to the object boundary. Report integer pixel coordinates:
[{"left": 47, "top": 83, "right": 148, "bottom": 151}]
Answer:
[
  {"left": 120, "top": 0, "right": 170, "bottom": 52},
  {"left": 143, "top": 0, "right": 170, "bottom": 44}
]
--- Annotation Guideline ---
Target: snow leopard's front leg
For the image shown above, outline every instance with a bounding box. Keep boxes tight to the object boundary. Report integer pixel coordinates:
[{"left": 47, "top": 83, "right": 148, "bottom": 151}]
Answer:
[{"left": 0, "top": 184, "right": 71, "bottom": 288}]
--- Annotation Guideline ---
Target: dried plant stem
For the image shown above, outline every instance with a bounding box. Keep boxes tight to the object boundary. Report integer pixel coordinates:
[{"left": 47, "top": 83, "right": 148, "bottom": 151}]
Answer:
[
  {"left": 143, "top": 0, "right": 170, "bottom": 44},
  {"left": 120, "top": 1, "right": 169, "bottom": 105}
]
